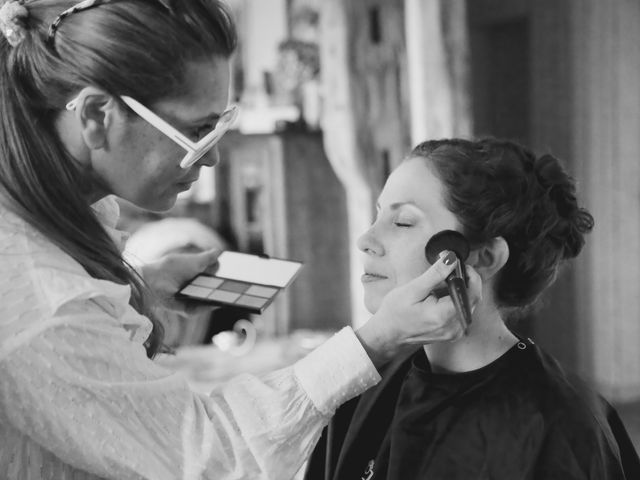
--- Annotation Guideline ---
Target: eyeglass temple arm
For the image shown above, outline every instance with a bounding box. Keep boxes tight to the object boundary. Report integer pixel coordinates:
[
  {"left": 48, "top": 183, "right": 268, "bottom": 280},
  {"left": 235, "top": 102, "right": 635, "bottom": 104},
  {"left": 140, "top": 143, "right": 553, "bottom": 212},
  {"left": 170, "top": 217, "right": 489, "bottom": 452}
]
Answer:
[{"left": 120, "top": 96, "right": 197, "bottom": 151}]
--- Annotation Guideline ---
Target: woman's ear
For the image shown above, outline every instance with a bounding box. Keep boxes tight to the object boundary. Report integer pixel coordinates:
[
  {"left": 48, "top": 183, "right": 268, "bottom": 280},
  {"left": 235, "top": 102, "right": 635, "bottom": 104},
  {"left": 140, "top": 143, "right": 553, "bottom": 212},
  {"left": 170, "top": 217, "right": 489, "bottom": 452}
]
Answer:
[
  {"left": 467, "top": 237, "right": 509, "bottom": 280},
  {"left": 70, "top": 87, "right": 119, "bottom": 151}
]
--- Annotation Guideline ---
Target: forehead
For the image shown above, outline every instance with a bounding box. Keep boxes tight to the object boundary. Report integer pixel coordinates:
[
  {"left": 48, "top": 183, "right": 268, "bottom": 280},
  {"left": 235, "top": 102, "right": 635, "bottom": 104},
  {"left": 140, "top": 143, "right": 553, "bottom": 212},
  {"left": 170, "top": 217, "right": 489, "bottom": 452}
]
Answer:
[
  {"left": 379, "top": 157, "right": 445, "bottom": 206},
  {"left": 153, "top": 56, "right": 231, "bottom": 122},
  {"left": 379, "top": 157, "right": 460, "bottom": 228}
]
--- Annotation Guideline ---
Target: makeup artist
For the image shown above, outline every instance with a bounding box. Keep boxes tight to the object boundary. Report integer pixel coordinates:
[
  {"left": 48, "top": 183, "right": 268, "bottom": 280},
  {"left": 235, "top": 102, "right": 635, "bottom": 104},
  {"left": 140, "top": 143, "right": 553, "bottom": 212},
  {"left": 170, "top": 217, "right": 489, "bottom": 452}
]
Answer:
[
  {"left": 305, "top": 138, "right": 640, "bottom": 480},
  {"left": 0, "top": 1, "right": 480, "bottom": 479}
]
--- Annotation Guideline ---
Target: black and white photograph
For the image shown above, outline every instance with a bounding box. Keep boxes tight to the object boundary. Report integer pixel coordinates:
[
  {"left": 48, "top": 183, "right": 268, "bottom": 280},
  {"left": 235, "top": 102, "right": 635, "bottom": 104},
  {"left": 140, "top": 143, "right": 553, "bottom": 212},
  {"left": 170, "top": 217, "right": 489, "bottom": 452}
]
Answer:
[{"left": 1, "top": 0, "right": 639, "bottom": 479}]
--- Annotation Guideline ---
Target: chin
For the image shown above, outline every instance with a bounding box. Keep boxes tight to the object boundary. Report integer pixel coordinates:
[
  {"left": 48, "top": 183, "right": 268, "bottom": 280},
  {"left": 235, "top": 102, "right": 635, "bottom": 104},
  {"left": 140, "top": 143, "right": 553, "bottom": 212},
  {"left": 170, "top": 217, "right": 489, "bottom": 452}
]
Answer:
[
  {"left": 363, "top": 295, "right": 382, "bottom": 315},
  {"left": 136, "top": 194, "right": 178, "bottom": 213}
]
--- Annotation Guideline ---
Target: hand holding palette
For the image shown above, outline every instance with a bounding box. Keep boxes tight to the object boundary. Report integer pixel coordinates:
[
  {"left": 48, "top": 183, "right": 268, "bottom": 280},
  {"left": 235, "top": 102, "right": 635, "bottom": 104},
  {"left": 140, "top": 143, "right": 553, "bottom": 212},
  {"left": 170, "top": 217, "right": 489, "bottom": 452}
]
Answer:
[{"left": 177, "top": 251, "right": 303, "bottom": 313}]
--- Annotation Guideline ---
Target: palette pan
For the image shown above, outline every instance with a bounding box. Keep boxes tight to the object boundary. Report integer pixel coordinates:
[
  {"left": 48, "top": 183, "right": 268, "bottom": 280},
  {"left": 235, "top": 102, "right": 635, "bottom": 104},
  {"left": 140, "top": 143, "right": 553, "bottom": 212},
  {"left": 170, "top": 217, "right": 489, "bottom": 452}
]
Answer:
[{"left": 178, "top": 251, "right": 303, "bottom": 314}]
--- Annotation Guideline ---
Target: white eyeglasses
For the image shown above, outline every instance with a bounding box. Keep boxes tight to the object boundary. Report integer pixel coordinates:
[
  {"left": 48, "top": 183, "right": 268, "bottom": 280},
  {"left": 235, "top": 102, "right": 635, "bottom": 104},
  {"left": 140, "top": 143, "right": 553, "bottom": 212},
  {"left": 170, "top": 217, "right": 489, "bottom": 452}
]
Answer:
[{"left": 66, "top": 94, "right": 239, "bottom": 169}]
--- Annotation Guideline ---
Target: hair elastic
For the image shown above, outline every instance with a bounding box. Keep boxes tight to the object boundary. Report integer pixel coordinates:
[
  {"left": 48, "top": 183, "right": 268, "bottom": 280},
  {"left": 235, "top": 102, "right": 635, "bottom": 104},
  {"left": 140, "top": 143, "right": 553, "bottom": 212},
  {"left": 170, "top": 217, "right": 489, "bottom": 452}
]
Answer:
[{"left": 0, "top": 0, "right": 28, "bottom": 47}]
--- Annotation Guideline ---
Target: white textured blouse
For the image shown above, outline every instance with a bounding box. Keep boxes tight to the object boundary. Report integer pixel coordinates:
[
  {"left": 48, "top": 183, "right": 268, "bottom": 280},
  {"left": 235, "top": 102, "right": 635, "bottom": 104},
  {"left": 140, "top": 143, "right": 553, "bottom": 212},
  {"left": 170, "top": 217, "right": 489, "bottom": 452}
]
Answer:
[{"left": 0, "top": 196, "right": 381, "bottom": 480}]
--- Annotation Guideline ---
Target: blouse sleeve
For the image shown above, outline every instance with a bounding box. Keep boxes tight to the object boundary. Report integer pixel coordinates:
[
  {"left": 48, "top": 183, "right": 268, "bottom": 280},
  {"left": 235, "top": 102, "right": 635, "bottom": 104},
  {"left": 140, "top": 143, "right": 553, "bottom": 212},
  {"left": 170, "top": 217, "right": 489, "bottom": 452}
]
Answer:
[{"left": 0, "top": 302, "right": 380, "bottom": 480}]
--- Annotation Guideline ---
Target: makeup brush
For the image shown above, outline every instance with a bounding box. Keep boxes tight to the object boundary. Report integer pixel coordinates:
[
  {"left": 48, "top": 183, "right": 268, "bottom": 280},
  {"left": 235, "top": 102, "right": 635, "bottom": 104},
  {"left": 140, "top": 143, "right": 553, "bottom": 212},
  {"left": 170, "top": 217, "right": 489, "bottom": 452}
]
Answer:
[{"left": 425, "top": 230, "right": 473, "bottom": 332}]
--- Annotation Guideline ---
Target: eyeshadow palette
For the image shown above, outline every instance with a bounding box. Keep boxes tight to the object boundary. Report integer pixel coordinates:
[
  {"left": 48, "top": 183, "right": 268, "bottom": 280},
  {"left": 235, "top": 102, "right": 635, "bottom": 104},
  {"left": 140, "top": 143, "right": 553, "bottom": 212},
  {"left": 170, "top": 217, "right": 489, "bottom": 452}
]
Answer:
[{"left": 177, "top": 251, "right": 303, "bottom": 313}]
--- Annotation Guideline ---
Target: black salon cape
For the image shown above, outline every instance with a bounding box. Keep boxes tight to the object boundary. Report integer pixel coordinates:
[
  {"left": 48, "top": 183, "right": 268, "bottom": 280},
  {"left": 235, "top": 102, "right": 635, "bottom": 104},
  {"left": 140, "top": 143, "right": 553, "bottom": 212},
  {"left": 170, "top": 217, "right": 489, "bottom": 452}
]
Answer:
[{"left": 305, "top": 339, "right": 640, "bottom": 480}]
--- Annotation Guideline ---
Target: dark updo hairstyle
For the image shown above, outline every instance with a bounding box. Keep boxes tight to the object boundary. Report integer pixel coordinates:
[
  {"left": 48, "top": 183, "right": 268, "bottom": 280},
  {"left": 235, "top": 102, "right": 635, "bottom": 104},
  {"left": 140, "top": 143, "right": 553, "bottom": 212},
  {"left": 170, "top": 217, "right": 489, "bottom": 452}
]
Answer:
[
  {"left": 411, "top": 138, "right": 594, "bottom": 311},
  {"left": 0, "top": 0, "right": 237, "bottom": 357}
]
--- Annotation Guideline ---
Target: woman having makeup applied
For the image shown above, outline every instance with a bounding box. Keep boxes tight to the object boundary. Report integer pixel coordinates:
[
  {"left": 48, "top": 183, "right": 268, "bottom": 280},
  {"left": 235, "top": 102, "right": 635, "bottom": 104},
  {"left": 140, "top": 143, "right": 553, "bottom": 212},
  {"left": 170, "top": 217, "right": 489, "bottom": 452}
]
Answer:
[
  {"left": 305, "top": 138, "right": 640, "bottom": 479},
  {"left": 0, "top": 1, "right": 482, "bottom": 479}
]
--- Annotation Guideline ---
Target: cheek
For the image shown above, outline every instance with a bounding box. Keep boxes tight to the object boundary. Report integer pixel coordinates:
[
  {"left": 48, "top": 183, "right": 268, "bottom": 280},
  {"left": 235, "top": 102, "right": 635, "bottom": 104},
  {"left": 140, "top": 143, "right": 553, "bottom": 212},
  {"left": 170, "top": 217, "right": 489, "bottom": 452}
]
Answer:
[
  {"left": 363, "top": 245, "right": 428, "bottom": 315},
  {"left": 127, "top": 120, "right": 183, "bottom": 169},
  {"left": 392, "top": 246, "right": 430, "bottom": 286},
  {"left": 139, "top": 136, "right": 184, "bottom": 181},
  {"left": 124, "top": 152, "right": 183, "bottom": 209},
  {"left": 138, "top": 165, "right": 179, "bottom": 204}
]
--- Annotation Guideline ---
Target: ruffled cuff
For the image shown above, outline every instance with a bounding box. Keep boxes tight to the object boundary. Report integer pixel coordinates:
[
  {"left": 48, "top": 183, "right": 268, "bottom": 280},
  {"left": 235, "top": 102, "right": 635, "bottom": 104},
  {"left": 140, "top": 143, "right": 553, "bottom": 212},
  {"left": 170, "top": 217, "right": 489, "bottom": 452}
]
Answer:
[{"left": 293, "top": 326, "right": 381, "bottom": 415}]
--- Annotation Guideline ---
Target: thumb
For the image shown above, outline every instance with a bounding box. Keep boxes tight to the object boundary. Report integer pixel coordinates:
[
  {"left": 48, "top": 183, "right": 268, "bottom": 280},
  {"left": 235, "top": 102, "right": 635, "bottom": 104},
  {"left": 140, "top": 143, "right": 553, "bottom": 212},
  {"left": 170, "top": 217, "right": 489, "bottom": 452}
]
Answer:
[
  {"left": 403, "top": 250, "right": 458, "bottom": 303},
  {"left": 189, "top": 248, "right": 223, "bottom": 272}
]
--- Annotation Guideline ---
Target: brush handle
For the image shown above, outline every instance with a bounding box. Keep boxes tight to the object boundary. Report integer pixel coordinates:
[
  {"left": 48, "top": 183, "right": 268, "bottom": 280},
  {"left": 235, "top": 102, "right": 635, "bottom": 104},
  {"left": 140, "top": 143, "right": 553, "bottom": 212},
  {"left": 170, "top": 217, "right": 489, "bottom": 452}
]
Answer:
[{"left": 446, "top": 274, "right": 472, "bottom": 332}]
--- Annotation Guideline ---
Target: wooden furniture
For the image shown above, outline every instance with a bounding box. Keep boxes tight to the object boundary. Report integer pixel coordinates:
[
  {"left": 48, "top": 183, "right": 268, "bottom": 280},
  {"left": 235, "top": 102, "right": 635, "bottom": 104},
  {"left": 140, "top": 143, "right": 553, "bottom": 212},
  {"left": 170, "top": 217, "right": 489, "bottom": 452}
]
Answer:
[{"left": 215, "top": 131, "right": 351, "bottom": 335}]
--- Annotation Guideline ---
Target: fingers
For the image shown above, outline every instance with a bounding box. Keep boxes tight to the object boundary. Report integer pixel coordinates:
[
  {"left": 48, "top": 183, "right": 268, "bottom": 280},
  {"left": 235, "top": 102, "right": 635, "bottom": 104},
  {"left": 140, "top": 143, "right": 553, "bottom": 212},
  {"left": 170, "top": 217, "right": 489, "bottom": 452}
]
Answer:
[
  {"left": 403, "top": 250, "right": 458, "bottom": 303},
  {"left": 159, "top": 248, "right": 222, "bottom": 282},
  {"left": 165, "top": 297, "right": 219, "bottom": 317},
  {"left": 432, "top": 265, "right": 482, "bottom": 336},
  {"left": 183, "top": 302, "right": 219, "bottom": 318},
  {"left": 194, "top": 248, "right": 222, "bottom": 269},
  {"left": 402, "top": 297, "right": 464, "bottom": 345},
  {"left": 173, "top": 248, "right": 222, "bottom": 274}
]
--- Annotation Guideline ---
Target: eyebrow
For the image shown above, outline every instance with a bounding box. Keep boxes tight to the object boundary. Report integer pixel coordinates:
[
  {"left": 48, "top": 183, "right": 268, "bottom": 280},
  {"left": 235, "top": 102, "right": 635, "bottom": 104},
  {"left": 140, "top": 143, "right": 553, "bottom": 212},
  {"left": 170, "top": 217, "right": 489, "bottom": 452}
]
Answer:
[
  {"left": 161, "top": 106, "right": 223, "bottom": 127},
  {"left": 375, "top": 201, "right": 420, "bottom": 210}
]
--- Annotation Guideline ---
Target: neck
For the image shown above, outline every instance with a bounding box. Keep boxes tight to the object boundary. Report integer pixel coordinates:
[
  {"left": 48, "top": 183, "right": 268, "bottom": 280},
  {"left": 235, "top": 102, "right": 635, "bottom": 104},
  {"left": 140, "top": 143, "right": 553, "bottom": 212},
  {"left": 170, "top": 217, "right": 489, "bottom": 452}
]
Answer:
[
  {"left": 78, "top": 163, "right": 109, "bottom": 205},
  {"left": 86, "top": 188, "right": 108, "bottom": 205},
  {"left": 423, "top": 302, "right": 518, "bottom": 374}
]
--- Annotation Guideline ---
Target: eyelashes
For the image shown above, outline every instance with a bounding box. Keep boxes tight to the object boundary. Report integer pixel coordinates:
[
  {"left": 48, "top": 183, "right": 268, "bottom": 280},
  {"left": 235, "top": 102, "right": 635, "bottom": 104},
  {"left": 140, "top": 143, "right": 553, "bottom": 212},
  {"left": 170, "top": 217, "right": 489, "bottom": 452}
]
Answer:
[{"left": 372, "top": 209, "right": 417, "bottom": 228}]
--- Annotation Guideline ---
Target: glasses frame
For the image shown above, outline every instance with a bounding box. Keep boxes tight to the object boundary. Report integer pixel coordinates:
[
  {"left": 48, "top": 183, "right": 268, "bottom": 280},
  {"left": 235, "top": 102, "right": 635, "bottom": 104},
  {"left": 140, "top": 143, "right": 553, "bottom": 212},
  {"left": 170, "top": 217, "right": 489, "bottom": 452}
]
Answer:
[
  {"left": 121, "top": 96, "right": 239, "bottom": 169},
  {"left": 65, "top": 94, "right": 239, "bottom": 169}
]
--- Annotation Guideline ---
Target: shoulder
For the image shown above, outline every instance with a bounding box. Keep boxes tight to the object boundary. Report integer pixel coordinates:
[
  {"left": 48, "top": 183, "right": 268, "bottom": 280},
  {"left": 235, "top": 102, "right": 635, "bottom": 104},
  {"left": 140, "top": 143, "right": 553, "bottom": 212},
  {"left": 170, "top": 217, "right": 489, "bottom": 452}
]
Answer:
[
  {"left": 505, "top": 343, "right": 619, "bottom": 443},
  {"left": 525, "top": 345, "right": 602, "bottom": 414},
  {"left": 0, "top": 202, "right": 143, "bottom": 359},
  {"left": 459, "top": 341, "right": 613, "bottom": 442},
  {"left": 475, "top": 343, "right": 630, "bottom": 476},
  {"left": 523, "top": 351, "right": 633, "bottom": 478}
]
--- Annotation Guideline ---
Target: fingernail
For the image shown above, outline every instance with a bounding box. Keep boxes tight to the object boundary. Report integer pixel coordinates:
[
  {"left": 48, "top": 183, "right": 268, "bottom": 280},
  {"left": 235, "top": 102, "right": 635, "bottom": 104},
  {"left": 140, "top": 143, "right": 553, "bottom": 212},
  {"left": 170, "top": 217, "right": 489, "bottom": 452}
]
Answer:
[{"left": 440, "top": 250, "right": 457, "bottom": 265}]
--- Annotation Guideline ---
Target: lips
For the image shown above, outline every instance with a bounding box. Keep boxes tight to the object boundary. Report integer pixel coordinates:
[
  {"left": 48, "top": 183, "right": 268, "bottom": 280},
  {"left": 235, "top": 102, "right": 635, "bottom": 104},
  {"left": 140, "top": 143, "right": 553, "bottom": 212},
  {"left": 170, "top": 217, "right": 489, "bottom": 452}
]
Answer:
[
  {"left": 361, "top": 272, "right": 388, "bottom": 283},
  {"left": 176, "top": 177, "right": 198, "bottom": 189}
]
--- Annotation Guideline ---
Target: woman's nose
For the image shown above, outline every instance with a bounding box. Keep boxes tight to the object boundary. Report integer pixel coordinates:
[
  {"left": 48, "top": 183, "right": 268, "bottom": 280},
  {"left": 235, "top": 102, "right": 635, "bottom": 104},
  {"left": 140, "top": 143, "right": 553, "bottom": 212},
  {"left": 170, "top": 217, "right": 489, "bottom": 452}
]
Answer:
[
  {"left": 198, "top": 146, "right": 221, "bottom": 167},
  {"left": 357, "top": 226, "right": 383, "bottom": 256}
]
